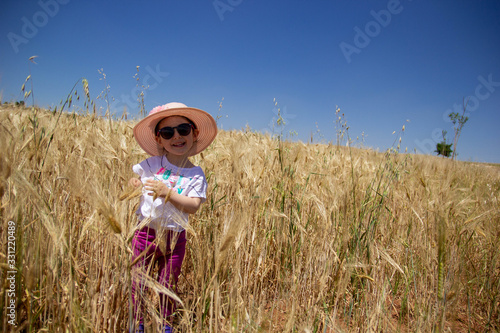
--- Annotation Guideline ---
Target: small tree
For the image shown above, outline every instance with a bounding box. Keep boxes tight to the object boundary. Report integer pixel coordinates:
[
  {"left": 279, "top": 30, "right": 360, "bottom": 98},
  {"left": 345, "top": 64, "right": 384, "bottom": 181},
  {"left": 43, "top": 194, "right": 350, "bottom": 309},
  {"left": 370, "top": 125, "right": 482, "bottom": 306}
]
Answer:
[
  {"left": 449, "top": 97, "right": 469, "bottom": 160},
  {"left": 435, "top": 130, "right": 453, "bottom": 157},
  {"left": 435, "top": 142, "right": 453, "bottom": 157}
]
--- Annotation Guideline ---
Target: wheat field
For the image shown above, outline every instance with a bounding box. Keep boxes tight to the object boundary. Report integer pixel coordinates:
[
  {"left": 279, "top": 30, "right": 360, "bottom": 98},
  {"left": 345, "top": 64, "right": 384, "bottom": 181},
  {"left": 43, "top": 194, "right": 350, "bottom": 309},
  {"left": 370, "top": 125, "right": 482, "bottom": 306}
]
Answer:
[{"left": 0, "top": 103, "right": 499, "bottom": 332}]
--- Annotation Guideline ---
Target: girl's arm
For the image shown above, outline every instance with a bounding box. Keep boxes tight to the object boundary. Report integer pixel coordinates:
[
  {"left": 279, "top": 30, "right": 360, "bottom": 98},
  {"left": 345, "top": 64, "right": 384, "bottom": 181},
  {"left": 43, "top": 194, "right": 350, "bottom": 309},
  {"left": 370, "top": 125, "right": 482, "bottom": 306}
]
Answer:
[
  {"left": 143, "top": 179, "right": 202, "bottom": 214},
  {"left": 167, "top": 191, "right": 202, "bottom": 214}
]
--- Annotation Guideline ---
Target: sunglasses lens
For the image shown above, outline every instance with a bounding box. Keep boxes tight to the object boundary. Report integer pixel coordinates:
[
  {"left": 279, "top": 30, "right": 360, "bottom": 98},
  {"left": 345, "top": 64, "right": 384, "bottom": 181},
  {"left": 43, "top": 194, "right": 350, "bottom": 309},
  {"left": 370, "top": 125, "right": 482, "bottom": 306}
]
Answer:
[
  {"left": 177, "top": 123, "right": 192, "bottom": 136},
  {"left": 159, "top": 128, "right": 174, "bottom": 140}
]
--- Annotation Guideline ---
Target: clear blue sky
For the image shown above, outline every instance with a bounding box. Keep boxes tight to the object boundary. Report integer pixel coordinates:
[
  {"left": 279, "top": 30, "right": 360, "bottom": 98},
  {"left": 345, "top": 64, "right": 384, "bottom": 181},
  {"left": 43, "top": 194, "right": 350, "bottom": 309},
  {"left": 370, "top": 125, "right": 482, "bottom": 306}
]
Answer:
[{"left": 1, "top": 0, "right": 499, "bottom": 163}]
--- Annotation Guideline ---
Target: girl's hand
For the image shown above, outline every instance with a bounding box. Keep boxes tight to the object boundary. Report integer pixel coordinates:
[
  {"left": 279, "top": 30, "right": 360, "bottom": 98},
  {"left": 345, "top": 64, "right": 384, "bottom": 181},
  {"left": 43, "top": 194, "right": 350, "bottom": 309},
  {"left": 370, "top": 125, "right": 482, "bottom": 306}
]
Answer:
[
  {"left": 144, "top": 179, "right": 170, "bottom": 198},
  {"left": 129, "top": 177, "right": 142, "bottom": 188}
]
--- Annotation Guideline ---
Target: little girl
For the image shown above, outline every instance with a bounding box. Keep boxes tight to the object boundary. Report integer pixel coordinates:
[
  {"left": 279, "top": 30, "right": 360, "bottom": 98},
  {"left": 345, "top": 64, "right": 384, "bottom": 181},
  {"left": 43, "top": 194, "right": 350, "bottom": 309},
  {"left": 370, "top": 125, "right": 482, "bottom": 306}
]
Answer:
[{"left": 129, "top": 102, "right": 217, "bottom": 333}]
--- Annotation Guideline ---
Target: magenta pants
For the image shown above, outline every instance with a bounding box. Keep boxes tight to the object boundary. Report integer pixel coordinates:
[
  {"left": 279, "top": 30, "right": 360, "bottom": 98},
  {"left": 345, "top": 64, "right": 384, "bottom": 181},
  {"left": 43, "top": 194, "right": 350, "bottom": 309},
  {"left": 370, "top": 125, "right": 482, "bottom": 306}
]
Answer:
[{"left": 131, "top": 227, "right": 186, "bottom": 324}]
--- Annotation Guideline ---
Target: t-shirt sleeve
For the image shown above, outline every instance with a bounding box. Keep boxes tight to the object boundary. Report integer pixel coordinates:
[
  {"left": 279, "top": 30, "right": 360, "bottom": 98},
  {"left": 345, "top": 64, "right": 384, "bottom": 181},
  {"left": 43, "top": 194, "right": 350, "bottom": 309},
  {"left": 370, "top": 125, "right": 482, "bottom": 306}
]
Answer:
[
  {"left": 132, "top": 162, "right": 145, "bottom": 178},
  {"left": 186, "top": 170, "right": 207, "bottom": 203}
]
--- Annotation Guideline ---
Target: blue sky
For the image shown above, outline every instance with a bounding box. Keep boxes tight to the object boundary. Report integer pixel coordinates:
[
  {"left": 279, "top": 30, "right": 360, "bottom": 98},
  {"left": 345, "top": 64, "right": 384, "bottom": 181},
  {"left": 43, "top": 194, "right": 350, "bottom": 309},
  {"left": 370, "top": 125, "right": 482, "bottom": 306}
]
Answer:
[{"left": 1, "top": 0, "right": 499, "bottom": 163}]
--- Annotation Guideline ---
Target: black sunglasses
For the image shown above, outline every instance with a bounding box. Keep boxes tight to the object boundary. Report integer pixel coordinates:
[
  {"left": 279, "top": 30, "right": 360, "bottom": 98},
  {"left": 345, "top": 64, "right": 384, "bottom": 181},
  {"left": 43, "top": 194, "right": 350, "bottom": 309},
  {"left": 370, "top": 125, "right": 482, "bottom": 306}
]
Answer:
[{"left": 156, "top": 123, "right": 194, "bottom": 140}]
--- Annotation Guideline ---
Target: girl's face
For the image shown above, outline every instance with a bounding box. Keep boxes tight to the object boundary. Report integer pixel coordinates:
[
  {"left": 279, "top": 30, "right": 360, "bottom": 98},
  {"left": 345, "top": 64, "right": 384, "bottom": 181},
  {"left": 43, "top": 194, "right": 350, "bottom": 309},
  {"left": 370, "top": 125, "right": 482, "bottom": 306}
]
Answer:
[{"left": 155, "top": 116, "right": 198, "bottom": 158}]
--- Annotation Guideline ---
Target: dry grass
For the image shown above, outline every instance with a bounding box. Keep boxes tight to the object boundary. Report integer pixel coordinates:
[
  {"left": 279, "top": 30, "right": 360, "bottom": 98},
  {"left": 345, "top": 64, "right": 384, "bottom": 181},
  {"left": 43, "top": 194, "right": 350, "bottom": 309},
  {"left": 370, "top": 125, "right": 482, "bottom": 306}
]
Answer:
[{"left": 1, "top": 104, "right": 499, "bottom": 332}]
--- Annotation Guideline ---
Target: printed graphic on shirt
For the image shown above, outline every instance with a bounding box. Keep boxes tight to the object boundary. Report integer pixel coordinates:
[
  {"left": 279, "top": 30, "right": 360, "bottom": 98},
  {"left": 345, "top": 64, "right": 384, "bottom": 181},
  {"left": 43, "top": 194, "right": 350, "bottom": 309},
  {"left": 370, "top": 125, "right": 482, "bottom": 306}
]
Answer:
[{"left": 156, "top": 167, "right": 194, "bottom": 194}]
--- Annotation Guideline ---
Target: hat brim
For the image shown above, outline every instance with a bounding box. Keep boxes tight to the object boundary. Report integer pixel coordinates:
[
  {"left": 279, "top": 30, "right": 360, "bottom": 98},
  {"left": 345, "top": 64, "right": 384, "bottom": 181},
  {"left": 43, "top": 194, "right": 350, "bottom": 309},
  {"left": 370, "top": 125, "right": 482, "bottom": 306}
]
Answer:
[{"left": 133, "top": 107, "right": 217, "bottom": 156}]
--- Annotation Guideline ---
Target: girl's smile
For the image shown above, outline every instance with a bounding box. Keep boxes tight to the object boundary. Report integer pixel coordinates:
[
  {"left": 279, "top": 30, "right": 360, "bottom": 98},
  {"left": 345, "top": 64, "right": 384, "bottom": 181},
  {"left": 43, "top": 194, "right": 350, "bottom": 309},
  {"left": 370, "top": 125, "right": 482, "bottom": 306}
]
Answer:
[{"left": 171, "top": 141, "right": 187, "bottom": 148}]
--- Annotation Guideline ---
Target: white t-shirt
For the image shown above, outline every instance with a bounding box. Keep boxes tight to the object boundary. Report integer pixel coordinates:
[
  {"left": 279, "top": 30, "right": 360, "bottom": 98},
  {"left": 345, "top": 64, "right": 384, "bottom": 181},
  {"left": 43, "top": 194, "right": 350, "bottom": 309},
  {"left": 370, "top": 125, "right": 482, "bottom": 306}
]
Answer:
[{"left": 133, "top": 155, "right": 207, "bottom": 231}]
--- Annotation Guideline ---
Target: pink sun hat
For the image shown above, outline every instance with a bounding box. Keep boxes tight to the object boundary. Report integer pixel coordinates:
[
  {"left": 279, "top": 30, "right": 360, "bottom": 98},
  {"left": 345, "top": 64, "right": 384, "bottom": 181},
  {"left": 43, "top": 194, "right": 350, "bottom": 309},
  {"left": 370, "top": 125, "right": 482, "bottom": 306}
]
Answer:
[{"left": 133, "top": 102, "right": 218, "bottom": 156}]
